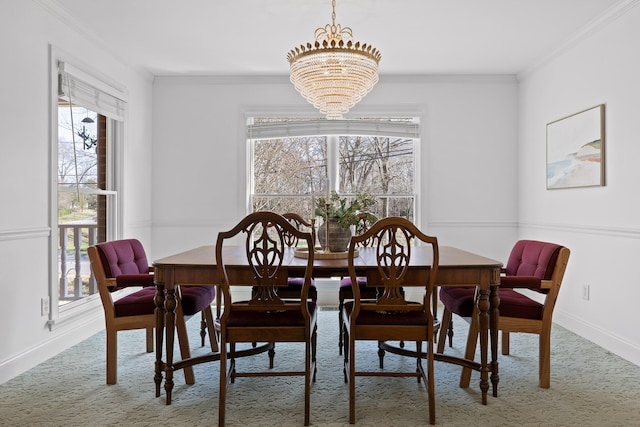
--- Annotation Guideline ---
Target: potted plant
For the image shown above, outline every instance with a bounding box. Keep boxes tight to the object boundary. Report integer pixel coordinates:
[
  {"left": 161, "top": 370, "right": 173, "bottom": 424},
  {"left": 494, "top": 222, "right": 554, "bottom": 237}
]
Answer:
[{"left": 315, "top": 191, "right": 378, "bottom": 252}]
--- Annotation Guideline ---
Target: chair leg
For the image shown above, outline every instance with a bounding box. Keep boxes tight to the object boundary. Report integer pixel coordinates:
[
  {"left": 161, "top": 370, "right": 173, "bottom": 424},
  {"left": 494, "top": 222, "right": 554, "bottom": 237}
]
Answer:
[
  {"left": 338, "top": 295, "right": 344, "bottom": 355},
  {"left": 348, "top": 333, "right": 356, "bottom": 424},
  {"left": 203, "top": 305, "right": 219, "bottom": 352},
  {"left": 312, "top": 323, "right": 318, "bottom": 382},
  {"left": 175, "top": 310, "right": 195, "bottom": 385},
  {"left": 106, "top": 329, "right": 117, "bottom": 385},
  {"left": 200, "top": 312, "right": 206, "bottom": 347},
  {"left": 219, "top": 339, "right": 227, "bottom": 427},
  {"left": 378, "top": 341, "right": 386, "bottom": 368},
  {"left": 305, "top": 334, "right": 312, "bottom": 426},
  {"left": 268, "top": 345, "right": 276, "bottom": 369},
  {"left": 145, "top": 327, "right": 153, "bottom": 353},
  {"left": 436, "top": 308, "right": 452, "bottom": 353},
  {"left": 426, "top": 339, "right": 436, "bottom": 425},
  {"left": 459, "top": 312, "right": 479, "bottom": 388},
  {"left": 501, "top": 331, "right": 510, "bottom": 355},
  {"left": 342, "top": 323, "right": 349, "bottom": 383},
  {"left": 539, "top": 331, "right": 551, "bottom": 388}
]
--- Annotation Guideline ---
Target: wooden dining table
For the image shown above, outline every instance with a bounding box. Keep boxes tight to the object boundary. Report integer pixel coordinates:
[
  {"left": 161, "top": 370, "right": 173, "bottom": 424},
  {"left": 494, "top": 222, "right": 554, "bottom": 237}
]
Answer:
[{"left": 153, "top": 244, "right": 502, "bottom": 405}]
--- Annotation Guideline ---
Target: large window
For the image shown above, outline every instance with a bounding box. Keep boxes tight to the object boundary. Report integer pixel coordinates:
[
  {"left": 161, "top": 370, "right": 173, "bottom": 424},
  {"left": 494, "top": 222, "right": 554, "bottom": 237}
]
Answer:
[
  {"left": 249, "top": 117, "right": 419, "bottom": 223},
  {"left": 51, "top": 58, "right": 126, "bottom": 319}
]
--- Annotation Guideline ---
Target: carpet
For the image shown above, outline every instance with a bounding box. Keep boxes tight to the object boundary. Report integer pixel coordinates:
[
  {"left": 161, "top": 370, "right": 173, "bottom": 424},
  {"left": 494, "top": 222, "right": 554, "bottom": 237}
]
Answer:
[{"left": 1, "top": 308, "right": 639, "bottom": 426}]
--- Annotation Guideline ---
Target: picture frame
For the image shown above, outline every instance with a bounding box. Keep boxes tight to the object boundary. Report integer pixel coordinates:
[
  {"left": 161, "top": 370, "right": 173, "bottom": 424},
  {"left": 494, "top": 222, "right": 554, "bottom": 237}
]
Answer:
[{"left": 546, "top": 104, "right": 605, "bottom": 189}]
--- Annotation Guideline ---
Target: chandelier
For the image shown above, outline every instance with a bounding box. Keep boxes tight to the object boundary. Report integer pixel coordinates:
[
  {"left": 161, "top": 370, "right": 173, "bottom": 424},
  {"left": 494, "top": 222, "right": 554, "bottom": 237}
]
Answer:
[{"left": 287, "top": 0, "right": 381, "bottom": 120}]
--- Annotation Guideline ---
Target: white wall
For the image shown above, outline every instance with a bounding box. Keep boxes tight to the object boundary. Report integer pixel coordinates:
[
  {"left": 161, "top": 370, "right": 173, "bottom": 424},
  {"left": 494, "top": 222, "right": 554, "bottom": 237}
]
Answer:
[
  {"left": 9, "top": 0, "right": 637, "bottom": 388},
  {"left": 518, "top": 3, "right": 640, "bottom": 365},
  {"left": 0, "top": 0, "right": 154, "bottom": 384},
  {"left": 151, "top": 75, "right": 519, "bottom": 262}
]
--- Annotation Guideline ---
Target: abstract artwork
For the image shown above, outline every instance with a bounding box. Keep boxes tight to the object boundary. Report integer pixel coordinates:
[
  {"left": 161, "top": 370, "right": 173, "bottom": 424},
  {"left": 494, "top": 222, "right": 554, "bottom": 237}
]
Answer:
[{"left": 546, "top": 104, "right": 605, "bottom": 189}]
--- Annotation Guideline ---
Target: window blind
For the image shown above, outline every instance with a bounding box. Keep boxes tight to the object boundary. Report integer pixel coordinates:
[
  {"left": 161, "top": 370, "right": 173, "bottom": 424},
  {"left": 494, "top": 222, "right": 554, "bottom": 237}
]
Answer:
[
  {"left": 247, "top": 118, "right": 420, "bottom": 140},
  {"left": 58, "top": 61, "right": 127, "bottom": 121}
]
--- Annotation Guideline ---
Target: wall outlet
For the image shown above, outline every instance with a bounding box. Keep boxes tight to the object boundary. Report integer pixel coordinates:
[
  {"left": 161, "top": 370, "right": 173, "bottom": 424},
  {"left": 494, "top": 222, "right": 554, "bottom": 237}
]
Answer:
[
  {"left": 41, "top": 297, "right": 50, "bottom": 316},
  {"left": 582, "top": 284, "right": 590, "bottom": 301}
]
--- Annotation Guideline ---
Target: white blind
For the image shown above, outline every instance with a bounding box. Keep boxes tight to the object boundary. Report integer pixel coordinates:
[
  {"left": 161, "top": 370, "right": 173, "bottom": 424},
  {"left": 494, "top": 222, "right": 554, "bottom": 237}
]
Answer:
[
  {"left": 247, "top": 118, "right": 420, "bottom": 140},
  {"left": 58, "top": 61, "right": 126, "bottom": 121}
]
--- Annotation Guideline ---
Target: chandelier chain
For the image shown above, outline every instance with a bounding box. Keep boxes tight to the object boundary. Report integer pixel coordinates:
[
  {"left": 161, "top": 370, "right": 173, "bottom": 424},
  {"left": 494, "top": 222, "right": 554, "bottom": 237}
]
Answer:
[{"left": 331, "top": 0, "right": 336, "bottom": 26}]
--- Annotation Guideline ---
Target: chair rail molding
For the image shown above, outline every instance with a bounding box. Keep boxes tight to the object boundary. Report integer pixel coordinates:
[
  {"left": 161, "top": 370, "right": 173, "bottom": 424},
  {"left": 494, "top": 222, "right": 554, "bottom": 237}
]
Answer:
[
  {"left": 0, "top": 226, "right": 50, "bottom": 241},
  {"left": 520, "top": 221, "right": 640, "bottom": 239},
  {"left": 429, "top": 220, "right": 517, "bottom": 229}
]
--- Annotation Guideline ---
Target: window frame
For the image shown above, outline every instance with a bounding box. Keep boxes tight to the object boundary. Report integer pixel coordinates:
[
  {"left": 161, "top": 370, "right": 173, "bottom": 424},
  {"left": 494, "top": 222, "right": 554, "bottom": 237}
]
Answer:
[
  {"left": 246, "top": 113, "right": 421, "bottom": 226},
  {"left": 48, "top": 46, "right": 127, "bottom": 329}
]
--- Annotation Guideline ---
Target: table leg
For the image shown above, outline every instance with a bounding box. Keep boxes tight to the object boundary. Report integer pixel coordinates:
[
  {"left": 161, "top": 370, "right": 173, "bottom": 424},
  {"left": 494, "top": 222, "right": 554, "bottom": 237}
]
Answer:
[
  {"left": 154, "top": 281, "right": 165, "bottom": 398},
  {"left": 490, "top": 283, "right": 500, "bottom": 397},
  {"left": 477, "top": 286, "right": 490, "bottom": 405},
  {"left": 164, "top": 270, "right": 176, "bottom": 405}
]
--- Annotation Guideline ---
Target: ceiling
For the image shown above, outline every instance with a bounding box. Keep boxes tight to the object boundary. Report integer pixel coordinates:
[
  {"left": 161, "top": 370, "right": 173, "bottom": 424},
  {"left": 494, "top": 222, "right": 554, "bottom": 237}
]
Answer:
[{"left": 51, "top": 0, "right": 624, "bottom": 76}]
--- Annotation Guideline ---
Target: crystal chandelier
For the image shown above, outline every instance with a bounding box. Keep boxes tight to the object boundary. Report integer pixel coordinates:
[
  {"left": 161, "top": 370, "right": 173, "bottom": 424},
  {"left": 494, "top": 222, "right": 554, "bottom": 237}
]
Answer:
[{"left": 287, "top": 0, "right": 381, "bottom": 120}]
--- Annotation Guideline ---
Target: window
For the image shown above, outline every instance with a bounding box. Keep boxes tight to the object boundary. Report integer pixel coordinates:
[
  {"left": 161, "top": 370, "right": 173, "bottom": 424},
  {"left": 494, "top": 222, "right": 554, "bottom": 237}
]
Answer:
[
  {"left": 249, "top": 117, "right": 419, "bottom": 222},
  {"left": 51, "top": 58, "right": 126, "bottom": 320}
]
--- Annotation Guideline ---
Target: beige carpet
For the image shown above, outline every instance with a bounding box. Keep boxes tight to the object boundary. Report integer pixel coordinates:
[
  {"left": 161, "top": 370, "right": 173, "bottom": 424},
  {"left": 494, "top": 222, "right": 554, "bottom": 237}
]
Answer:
[{"left": 1, "top": 308, "right": 639, "bottom": 426}]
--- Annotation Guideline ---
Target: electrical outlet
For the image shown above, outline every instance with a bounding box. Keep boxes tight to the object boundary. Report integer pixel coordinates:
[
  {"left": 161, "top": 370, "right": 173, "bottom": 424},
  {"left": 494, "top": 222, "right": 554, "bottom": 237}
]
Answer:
[
  {"left": 582, "top": 284, "right": 590, "bottom": 301},
  {"left": 41, "top": 297, "right": 50, "bottom": 316}
]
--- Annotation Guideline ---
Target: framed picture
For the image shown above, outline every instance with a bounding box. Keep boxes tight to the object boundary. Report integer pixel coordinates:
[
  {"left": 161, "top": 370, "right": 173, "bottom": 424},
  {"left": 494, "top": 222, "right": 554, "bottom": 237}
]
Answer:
[{"left": 546, "top": 104, "right": 605, "bottom": 189}]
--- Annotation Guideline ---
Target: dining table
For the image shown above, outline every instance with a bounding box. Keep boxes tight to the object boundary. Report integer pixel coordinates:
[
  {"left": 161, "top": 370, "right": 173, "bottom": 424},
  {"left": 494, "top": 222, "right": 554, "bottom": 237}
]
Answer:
[{"left": 153, "top": 244, "right": 502, "bottom": 405}]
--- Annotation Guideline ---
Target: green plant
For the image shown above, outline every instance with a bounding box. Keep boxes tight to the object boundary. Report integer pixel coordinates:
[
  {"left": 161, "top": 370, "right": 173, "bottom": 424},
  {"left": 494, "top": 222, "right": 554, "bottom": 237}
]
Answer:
[{"left": 315, "top": 191, "right": 378, "bottom": 231}]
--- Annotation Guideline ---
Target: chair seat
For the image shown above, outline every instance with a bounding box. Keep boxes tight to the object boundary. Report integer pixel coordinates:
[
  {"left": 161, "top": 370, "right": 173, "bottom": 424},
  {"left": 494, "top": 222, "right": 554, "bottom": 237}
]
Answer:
[
  {"left": 438, "top": 287, "right": 475, "bottom": 317},
  {"left": 344, "top": 301, "right": 428, "bottom": 325},
  {"left": 439, "top": 286, "right": 543, "bottom": 320},
  {"left": 339, "top": 277, "right": 378, "bottom": 297},
  {"left": 279, "top": 277, "right": 317, "bottom": 300},
  {"left": 113, "top": 286, "right": 156, "bottom": 317},
  {"left": 339, "top": 276, "right": 366, "bottom": 289},
  {"left": 113, "top": 285, "right": 216, "bottom": 318},
  {"left": 227, "top": 302, "right": 317, "bottom": 327},
  {"left": 180, "top": 286, "right": 216, "bottom": 315},
  {"left": 499, "top": 289, "right": 543, "bottom": 320}
]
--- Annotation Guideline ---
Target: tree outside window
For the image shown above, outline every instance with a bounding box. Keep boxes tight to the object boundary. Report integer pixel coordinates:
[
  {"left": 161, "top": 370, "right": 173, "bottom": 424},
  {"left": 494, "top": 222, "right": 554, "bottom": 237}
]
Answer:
[{"left": 250, "top": 117, "right": 416, "bottom": 223}]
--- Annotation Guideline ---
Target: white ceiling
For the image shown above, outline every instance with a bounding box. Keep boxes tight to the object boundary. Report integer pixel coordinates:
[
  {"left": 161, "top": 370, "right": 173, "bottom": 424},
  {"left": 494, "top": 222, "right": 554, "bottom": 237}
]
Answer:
[{"left": 51, "top": 0, "right": 624, "bottom": 76}]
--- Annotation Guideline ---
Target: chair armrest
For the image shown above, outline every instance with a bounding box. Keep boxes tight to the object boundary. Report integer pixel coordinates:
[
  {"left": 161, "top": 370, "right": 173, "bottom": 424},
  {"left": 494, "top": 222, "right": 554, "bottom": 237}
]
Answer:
[
  {"left": 500, "top": 276, "right": 542, "bottom": 290},
  {"left": 115, "top": 274, "right": 155, "bottom": 288},
  {"left": 105, "top": 278, "right": 117, "bottom": 291},
  {"left": 540, "top": 279, "right": 552, "bottom": 290}
]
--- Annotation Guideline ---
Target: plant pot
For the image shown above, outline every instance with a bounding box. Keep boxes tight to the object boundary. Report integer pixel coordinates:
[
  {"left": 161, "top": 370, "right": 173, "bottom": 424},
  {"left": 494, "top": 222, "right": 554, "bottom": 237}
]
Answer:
[{"left": 317, "top": 218, "right": 353, "bottom": 252}]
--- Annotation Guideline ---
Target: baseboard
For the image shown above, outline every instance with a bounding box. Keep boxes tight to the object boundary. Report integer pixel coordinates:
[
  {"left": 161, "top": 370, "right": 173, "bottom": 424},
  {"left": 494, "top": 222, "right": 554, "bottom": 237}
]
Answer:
[
  {"left": 554, "top": 310, "right": 640, "bottom": 367},
  {"left": 0, "top": 313, "right": 104, "bottom": 385}
]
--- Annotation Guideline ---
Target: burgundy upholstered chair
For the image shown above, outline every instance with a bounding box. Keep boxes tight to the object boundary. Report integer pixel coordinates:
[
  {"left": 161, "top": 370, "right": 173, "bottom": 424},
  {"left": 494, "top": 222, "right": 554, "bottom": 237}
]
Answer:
[
  {"left": 437, "top": 240, "right": 570, "bottom": 388},
  {"left": 88, "top": 238, "right": 217, "bottom": 385}
]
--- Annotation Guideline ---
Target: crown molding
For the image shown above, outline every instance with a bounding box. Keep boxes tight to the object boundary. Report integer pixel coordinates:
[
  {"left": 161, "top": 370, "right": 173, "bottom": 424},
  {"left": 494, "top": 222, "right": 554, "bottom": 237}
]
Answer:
[
  {"left": 33, "top": 0, "right": 153, "bottom": 81},
  {"left": 519, "top": 0, "right": 640, "bottom": 79}
]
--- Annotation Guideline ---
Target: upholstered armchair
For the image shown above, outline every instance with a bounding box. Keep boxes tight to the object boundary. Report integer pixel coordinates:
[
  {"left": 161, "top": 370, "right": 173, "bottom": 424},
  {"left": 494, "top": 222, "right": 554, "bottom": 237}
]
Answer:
[
  {"left": 437, "top": 239, "right": 570, "bottom": 388},
  {"left": 88, "top": 239, "right": 217, "bottom": 385}
]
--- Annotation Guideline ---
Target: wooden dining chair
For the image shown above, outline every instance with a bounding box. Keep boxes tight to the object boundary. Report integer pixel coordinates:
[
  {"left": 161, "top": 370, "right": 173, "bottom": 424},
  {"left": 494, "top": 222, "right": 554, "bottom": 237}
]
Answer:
[
  {"left": 216, "top": 211, "right": 317, "bottom": 426},
  {"left": 87, "top": 239, "right": 217, "bottom": 385},
  {"left": 337, "top": 212, "right": 378, "bottom": 355},
  {"left": 342, "top": 217, "right": 439, "bottom": 424},
  {"left": 276, "top": 212, "right": 318, "bottom": 301},
  {"left": 437, "top": 240, "right": 570, "bottom": 388}
]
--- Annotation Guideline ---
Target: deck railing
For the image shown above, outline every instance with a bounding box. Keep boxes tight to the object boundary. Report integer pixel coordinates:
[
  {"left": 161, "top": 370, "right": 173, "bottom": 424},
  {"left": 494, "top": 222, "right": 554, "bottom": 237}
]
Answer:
[{"left": 59, "top": 223, "right": 98, "bottom": 302}]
